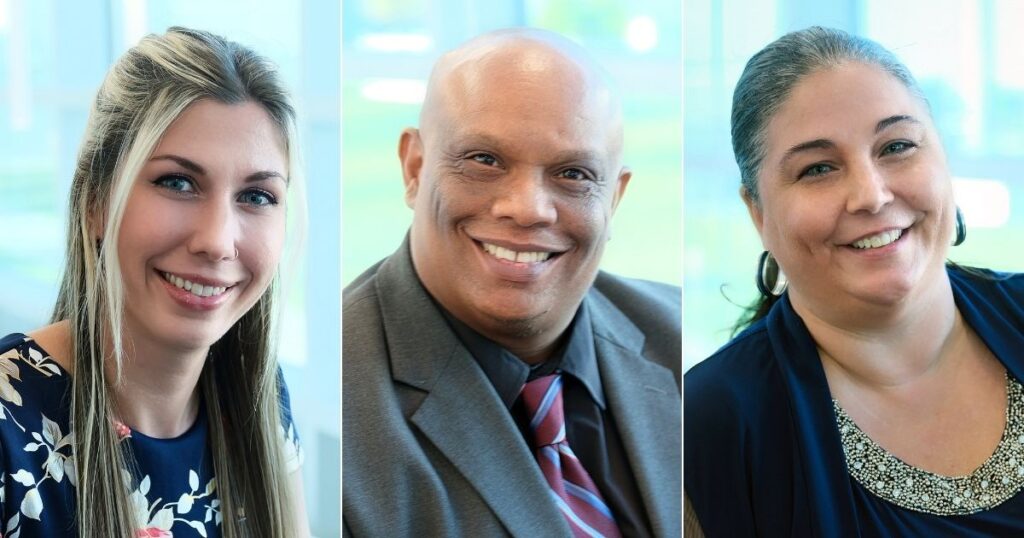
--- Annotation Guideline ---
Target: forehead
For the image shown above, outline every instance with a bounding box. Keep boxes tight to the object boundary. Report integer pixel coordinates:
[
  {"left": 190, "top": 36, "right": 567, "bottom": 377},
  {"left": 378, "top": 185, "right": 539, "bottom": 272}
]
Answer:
[
  {"left": 764, "top": 62, "right": 931, "bottom": 152},
  {"left": 154, "top": 99, "right": 288, "bottom": 169},
  {"left": 434, "top": 47, "right": 619, "bottom": 156}
]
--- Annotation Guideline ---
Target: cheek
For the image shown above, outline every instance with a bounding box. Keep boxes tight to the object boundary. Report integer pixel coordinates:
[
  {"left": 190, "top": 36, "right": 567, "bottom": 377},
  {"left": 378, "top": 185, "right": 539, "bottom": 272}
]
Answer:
[
  {"left": 905, "top": 166, "right": 954, "bottom": 241},
  {"left": 760, "top": 192, "right": 834, "bottom": 256},
  {"left": 557, "top": 189, "right": 616, "bottom": 253},
  {"left": 754, "top": 194, "right": 789, "bottom": 252},
  {"left": 117, "top": 194, "right": 181, "bottom": 274},
  {"left": 906, "top": 161, "right": 950, "bottom": 206},
  {"left": 575, "top": 199, "right": 612, "bottom": 244},
  {"left": 241, "top": 214, "right": 286, "bottom": 283},
  {"left": 427, "top": 176, "right": 487, "bottom": 224}
]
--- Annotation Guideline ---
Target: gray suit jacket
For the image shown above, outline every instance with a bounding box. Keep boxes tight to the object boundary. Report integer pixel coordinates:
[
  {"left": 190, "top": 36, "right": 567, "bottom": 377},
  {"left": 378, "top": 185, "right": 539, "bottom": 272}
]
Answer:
[{"left": 342, "top": 241, "right": 681, "bottom": 537}]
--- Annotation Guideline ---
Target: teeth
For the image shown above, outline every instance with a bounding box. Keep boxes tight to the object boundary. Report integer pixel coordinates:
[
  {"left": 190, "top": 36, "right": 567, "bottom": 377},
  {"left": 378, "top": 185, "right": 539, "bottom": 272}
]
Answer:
[
  {"left": 481, "top": 242, "right": 552, "bottom": 263},
  {"left": 852, "top": 229, "right": 903, "bottom": 249},
  {"left": 163, "top": 272, "right": 228, "bottom": 298}
]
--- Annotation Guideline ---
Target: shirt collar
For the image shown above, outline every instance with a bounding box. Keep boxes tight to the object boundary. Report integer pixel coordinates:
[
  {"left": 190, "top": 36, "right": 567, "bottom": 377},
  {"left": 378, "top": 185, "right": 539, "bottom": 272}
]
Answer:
[{"left": 441, "top": 301, "right": 606, "bottom": 411}]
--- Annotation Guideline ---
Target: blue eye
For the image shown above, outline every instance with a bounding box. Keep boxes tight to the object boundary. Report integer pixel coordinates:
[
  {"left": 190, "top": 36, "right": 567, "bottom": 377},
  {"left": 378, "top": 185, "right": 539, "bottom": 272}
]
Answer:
[
  {"left": 153, "top": 174, "right": 195, "bottom": 192},
  {"left": 238, "top": 189, "right": 278, "bottom": 207},
  {"left": 881, "top": 140, "right": 916, "bottom": 155},
  {"left": 799, "top": 163, "right": 835, "bottom": 179}
]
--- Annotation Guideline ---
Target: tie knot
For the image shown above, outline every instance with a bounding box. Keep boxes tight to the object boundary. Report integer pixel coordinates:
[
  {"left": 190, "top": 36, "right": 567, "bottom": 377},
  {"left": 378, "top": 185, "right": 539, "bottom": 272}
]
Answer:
[{"left": 520, "top": 374, "right": 566, "bottom": 447}]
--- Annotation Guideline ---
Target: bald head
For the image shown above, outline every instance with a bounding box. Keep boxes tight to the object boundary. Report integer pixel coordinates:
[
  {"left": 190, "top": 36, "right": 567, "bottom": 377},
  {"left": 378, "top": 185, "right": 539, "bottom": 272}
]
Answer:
[{"left": 419, "top": 28, "right": 624, "bottom": 162}]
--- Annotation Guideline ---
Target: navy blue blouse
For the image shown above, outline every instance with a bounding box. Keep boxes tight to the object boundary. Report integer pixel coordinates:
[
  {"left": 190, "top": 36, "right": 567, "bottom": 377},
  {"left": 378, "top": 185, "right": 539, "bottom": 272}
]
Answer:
[
  {"left": 685, "top": 268, "right": 1024, "bottom": 537},
  {"left": 0, "top": 333, "right": 302, "bottom": 537}
]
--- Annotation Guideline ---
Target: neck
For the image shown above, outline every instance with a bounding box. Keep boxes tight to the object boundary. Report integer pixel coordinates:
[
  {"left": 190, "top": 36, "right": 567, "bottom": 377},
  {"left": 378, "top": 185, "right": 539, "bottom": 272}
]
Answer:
[
  {"left": 792, "top": 268, "right": 960, "bottom": 387},
  {"left": 498, "top": 330, "right": 566, "bottom": 365},
  {"left": 110, "top": 332, "right": 207, "bottom": 439},
  {"left": 484, "top": 306, "right": 577, "bottom": 365}
]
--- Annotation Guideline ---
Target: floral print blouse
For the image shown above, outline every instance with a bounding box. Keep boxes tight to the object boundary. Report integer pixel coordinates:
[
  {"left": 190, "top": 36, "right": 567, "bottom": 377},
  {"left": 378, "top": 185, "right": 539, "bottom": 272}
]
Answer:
[{"left": 0, "top": 333, "right": 302, "bottom": 537}]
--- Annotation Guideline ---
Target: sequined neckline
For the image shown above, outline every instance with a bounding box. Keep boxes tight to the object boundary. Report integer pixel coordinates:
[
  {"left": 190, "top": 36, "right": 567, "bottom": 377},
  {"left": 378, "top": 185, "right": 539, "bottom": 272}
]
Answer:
[{"left": 834, "top": 375, "right": 1024, "bottom": 515}]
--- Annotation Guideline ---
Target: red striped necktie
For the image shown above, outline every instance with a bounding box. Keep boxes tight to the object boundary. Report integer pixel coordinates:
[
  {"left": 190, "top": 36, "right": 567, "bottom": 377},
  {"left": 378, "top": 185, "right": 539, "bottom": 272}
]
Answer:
[{"left": 520, "top": 374, "right": 622, "bottom": 538}]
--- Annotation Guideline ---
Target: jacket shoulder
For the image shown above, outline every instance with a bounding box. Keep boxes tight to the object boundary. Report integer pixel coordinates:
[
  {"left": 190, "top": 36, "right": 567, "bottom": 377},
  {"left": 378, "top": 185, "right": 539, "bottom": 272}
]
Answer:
[
  {"left": 593, "top": 272, "right": 680, "bottom": 313},
  {"left": 949, "top": 267, "right": 1024, "bottom": 328},
  {"left": 683, "top": 323, "right": 795, "bottom": 535},
  {"left": 592, "top": 272, "right": 680, "bottom": 337},
  {"left": 343, "top": 259, "right": 386, "bottom": 310},
  {"left": 684, "top": 322, "right": 778, "bottom": 423},
  {"left": 592, "top": 272, "right": 680, "bottom": 374},
  {"left": 342, "top": 259, "right": 390, "bottom": 378},
  {"left": 950, "top": 266, "right": 1024, "bottom": 298}
]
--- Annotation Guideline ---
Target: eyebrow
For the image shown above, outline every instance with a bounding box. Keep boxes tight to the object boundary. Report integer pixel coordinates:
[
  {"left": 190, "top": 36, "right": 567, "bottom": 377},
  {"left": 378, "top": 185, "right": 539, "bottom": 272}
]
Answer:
[
  {"left": 780, "top": 139, "right": 835, "bottom": 168},
  {"left": 875, "top": 114, "right": 920, "bottom": 133},
  {"left": 149, "top": 154, "right": 287, "bottom": 184},
  {"left": 779, "top": 115, "right": 924, "bottom": 169}
]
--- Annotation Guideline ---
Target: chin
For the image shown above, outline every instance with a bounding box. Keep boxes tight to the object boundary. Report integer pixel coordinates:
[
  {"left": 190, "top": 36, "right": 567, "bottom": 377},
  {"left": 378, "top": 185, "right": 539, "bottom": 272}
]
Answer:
[
  {"left": 475, "top": 303, "right": 550, "bottom": 339},
  {"left": 156, "top": 324, "right": 228, "bottom": 353},
  {"left": 855, "top": 278, "right": 918, "bottom": 307}
]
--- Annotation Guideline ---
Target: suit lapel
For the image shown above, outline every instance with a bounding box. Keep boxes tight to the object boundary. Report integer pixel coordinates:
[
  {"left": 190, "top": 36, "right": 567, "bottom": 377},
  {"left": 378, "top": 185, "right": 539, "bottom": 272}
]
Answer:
[
  {"left": 590, "top": 291, "right": 682, "bottom": 537},
  {"left": 376, "top": 242, "right": 570, "bottom": 537},
  {"left": 410, "top": 356, "right": 570, "bottom": 537}
]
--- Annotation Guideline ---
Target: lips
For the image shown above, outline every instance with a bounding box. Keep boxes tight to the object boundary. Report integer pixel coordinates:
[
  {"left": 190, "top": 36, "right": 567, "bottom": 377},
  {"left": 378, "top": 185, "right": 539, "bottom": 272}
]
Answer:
[
  {"left": 850, "top": 228, "right": 905, "bottom": 250},
  {"left": 161, "top": 271, "right": 230, "bottom": 298},
  {"left": 480, "top": 242, "right": 554, "bottom": 263},
  {"left": 156, "top": 270, "right": 240, "bottom": 312},
  {"left": 472, "top": 238, "right": 566, "bottom": 283}
]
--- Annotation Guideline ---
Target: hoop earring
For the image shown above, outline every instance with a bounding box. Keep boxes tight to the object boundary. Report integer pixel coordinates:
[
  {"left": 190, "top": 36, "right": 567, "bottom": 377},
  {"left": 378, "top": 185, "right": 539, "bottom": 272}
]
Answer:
[
  {"left": 756, "top": 251, "right": 788, "bottom": 297},
  {"left": 952, "top": 205, "right": 966, "bottom": 246}
]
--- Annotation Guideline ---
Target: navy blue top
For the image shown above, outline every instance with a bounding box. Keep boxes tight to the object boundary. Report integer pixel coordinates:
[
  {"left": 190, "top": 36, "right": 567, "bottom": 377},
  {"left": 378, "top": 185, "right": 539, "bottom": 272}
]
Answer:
[
  {"left": 0, "top": 333, "right": 302, "bottom": 537},
  {"left": 685, "top": 268, "right": 1024, "bottom": 537}
]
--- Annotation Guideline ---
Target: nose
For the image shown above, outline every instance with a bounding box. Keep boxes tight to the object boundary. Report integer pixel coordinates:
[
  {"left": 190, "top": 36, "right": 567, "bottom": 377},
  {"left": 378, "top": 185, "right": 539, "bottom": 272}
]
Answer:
[
  {"left": 490, "top": 169, "right": 558, "bottom": 227},
  {"left": 187, "top": 198, "right": 240, "bottom": 261},
  {"left": 846, "top": 160, "right": 894, "bottom": 214}
]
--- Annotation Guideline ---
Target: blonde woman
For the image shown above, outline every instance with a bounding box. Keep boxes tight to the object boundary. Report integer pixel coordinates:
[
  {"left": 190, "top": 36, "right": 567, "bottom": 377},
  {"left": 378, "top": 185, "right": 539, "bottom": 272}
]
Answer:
[{"left": 0, "top": 28, "right": 308, "bottom": 536}]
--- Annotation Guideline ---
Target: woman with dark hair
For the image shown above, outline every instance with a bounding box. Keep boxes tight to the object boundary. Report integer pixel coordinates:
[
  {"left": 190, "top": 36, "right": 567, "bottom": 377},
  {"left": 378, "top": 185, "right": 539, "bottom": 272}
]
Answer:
[
  {"left": 685, "top": 26, "right": 1024, "bottom": 536},
  {"left": 0, "top": 28, "right": 309, "bottom": 536}
]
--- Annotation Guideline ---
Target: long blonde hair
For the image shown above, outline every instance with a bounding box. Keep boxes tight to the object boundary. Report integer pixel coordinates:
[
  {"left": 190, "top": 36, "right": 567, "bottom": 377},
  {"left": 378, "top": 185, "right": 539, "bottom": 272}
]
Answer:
[{"left": 52, "top": 27, "right": 301, "bottom": 537}]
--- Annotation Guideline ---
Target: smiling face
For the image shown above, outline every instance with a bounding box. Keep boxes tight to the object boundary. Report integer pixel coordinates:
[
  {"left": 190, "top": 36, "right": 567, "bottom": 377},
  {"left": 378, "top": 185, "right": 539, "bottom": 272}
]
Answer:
[
  {"left": 402, "top": 38, "right": 630, "bottom": 360},
  {"left": 115, "top": 99, "right": 288, "bottom": 352},
  {"left": 747, "top": 61, "right": 955, "bottom": 317}
]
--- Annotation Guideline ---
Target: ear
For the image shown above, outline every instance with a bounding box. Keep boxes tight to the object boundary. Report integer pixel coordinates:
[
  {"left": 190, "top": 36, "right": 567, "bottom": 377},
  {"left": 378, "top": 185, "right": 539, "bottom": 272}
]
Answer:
[
  {"left": 741, "top": 185, "right": 765, "bottom": 239},
  {"left": 609, "top": 166, "right": 632, "bottom": 214},
  {"left": 398, "top": 128, "right": 424, "bottom": 209}
]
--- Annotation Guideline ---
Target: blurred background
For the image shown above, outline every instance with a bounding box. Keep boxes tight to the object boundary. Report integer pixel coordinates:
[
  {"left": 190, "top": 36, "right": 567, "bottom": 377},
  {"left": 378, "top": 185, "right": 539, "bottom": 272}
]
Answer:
[
  {"left": 684, "top": 0, "right": 1024, "bottom": 371},
  {"left": 0, "top": 1, "right": 340, "bottom": 535},
  {"left": 342, "top": 0, "right": 682, "bottom": 287}
]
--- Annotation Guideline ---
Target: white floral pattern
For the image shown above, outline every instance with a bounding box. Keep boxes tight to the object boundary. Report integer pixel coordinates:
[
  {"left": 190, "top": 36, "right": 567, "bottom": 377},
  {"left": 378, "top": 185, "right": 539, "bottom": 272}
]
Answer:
[
  {"left": 0, "top": 337, "right": 73, "bottom": 538},
  {"left": 0, "top": 334, "right": 302, "bottom": 537},
  {"left": 129, "top": 471, "right": 219, "bottom": 537}
]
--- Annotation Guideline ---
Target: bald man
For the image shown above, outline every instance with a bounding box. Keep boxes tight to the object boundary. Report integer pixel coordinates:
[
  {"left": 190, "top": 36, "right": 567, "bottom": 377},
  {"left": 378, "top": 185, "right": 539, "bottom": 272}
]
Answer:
[{"left": 343, "top": 29, "right": 681, "bottom": 538}]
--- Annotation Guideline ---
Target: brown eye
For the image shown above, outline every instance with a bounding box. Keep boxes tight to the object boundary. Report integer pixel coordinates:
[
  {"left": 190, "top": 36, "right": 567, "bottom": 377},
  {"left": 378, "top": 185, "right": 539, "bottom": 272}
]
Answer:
[
  {"left": 881, "top": 140, "right": 915, "bottom": 156},
  {"left": 470, "top": 153, "right": 498, "bottom": 166},
  {"left": 559, "top": 168, "right": 589, "bottom": 181},
  {"left": 799, "top": 163, "right": 835, "bottom": 179}
]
